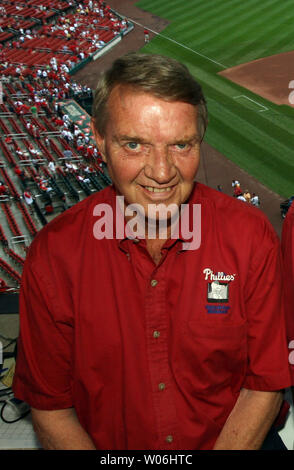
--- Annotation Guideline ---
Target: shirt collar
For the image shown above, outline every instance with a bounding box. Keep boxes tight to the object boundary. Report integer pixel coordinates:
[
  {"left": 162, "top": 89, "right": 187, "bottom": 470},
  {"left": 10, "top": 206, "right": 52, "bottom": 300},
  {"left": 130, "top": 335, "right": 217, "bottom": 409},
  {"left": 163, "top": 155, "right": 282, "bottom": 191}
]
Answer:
[{"left": 108, "top": 183, "right": 200, "bottom": 252}]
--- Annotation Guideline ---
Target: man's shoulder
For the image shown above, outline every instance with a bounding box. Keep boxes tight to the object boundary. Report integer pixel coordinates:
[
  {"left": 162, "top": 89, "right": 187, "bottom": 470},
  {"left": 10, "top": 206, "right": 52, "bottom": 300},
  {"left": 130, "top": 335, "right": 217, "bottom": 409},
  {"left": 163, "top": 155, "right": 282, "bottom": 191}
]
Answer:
[
  {"left": 194, "top": 182, "right": 277, "bottom": 239},
  {"left": 27, "top": 186, "right": 114, "bottom": 261}
]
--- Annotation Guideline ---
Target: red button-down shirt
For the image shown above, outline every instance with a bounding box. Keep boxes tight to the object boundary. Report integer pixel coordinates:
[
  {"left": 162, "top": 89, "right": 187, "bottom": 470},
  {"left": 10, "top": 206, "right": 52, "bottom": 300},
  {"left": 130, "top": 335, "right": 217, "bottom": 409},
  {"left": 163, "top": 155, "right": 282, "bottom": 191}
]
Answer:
[
  {"left": 13, "top": 183, "right": 291, "bottom": 450},
  {"left": 281, "top": 202, "right": 294, "bottom": 384}
]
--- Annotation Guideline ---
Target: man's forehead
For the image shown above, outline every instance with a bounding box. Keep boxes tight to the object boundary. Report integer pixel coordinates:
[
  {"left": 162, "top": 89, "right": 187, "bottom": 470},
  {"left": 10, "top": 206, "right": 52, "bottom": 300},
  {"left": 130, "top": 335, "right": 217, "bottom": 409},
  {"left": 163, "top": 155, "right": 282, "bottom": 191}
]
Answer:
[
  {"left": 104, "top": 96, "right": 198, "bottom": 146},
  {"left": 107, "top": 84, "right": 198, "bottom": 112}
]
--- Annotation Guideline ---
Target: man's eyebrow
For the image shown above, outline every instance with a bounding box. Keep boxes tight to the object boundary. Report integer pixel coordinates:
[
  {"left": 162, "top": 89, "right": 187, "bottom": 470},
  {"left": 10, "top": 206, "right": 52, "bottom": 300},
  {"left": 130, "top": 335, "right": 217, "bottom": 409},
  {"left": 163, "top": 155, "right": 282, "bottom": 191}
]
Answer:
[
  {"left": 113, "top": 135, "right": 147, "bottom": 143},
  {"left": 112, "top": 134, "right": 201, "bottom": 144},
  {"left": 172, "top": 134, "right": 200, "bottom": 144}
]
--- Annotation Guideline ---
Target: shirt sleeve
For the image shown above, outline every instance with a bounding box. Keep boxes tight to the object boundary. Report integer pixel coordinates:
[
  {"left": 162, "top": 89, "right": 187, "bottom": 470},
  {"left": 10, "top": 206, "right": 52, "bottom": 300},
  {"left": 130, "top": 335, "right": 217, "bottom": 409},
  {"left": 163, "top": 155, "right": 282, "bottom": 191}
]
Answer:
[
  {"left": 12, "top": 246, "right": 74, "bottom": 410},
  {"left": 242, "top": 217, "right": 291, "bottom": 391},
  {"left": 281, "top": 204, "right": 294, "bottom": 385}
]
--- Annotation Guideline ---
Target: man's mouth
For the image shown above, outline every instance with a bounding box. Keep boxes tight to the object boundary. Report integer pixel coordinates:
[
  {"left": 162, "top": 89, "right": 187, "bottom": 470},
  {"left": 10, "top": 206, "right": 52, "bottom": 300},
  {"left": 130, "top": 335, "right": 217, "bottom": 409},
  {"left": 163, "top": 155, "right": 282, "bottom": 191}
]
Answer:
[{"left": 144, "top": 186, "right": 173, "bottom": 193}]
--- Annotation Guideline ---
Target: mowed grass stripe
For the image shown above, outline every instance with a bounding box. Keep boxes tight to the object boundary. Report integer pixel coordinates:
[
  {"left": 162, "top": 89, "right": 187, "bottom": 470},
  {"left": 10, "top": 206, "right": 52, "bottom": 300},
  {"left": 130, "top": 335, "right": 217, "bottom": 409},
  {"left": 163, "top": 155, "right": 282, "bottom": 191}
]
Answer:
[
  {"left": 265, "top": 110, "right": 294, "bottom": 135},
  {"left": 236, "top": 23, "right": 294, "bottom": 64},
  {"left": 205, "top": 115, "right": 293, "bottom": 196},
  {"left": 209, "top": 97, "right": 294, "bottom": 163},
  {"left": 226, "top": 3, "right": 294, "bottom": 64},
  {"left": 199, "top": 74, "right": 294, "bottom": 156},
  {"left": 211, "top": 1, "right": 290, "bottom": 64},
  {"left": 168, "top": 0, "right": 250, "bottom": 37},
  {"left": 135, "top": 0, "right": 179, "bottom": 18},
  {"left": 177, "top": 0, "right": 269, "bottom": 50}
]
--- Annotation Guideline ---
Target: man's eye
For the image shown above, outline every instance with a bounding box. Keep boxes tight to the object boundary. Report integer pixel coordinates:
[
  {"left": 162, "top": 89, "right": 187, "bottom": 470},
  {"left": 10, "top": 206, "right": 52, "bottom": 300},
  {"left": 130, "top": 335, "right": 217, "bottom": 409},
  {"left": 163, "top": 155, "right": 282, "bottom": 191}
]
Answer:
[
  {"left": 174, "top": 143, "right": 189, "bottom": 150},
  {"left": 126, "top": 142, "right": 140, "bottom": 150}
]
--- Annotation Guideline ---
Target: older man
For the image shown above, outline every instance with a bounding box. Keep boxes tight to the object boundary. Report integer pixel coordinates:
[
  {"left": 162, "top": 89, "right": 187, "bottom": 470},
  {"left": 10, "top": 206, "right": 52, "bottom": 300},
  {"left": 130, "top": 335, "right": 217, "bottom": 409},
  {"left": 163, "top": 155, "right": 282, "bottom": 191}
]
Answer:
[{"left": 13, "top": 53, "right": 291, "bottom": 450}]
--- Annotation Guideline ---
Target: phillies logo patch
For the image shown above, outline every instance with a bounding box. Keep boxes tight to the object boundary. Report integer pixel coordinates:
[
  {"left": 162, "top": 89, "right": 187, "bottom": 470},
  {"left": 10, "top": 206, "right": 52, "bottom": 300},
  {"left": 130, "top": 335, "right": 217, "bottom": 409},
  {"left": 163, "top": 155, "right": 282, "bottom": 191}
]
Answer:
[
  {"left": 207, "top": 281, "right": 229, "bottom": 303},
  {"left": 203, "top": 268, "right": 235, "bottom": 303},
  {"left": 203, "top": 268, "right": 236, "bottom": 282}
]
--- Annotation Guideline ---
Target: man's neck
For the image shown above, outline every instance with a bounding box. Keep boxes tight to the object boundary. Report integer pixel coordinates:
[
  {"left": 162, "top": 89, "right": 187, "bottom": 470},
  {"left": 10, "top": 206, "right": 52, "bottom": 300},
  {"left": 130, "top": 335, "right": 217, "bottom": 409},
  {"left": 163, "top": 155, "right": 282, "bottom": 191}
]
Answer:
[{"left": 145, "top": 237, "right": 168, "bottom": 265}]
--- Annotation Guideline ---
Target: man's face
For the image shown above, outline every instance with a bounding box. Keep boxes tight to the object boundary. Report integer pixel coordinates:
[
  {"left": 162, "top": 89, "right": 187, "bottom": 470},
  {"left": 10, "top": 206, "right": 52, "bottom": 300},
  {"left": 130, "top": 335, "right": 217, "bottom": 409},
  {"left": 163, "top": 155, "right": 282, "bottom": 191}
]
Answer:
[{"left": 92, "top": 85, "right": 201, "bottom": 224}]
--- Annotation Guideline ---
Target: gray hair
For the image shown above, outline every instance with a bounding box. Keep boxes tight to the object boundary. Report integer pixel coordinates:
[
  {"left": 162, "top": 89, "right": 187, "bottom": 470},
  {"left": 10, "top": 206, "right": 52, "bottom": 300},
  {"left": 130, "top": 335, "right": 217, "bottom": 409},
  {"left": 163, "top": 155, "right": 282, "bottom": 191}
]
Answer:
[{"left": 92, "top": 52, "right": 208, "bottom": 140}]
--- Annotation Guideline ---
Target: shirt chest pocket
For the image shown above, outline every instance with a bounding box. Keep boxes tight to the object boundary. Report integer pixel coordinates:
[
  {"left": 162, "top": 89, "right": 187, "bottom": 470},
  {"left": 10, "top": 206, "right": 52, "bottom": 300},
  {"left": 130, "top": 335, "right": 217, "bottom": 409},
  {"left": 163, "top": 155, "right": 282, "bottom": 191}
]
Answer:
[{"left": 177, "top": 322, "right": 248, "bottom": 396}]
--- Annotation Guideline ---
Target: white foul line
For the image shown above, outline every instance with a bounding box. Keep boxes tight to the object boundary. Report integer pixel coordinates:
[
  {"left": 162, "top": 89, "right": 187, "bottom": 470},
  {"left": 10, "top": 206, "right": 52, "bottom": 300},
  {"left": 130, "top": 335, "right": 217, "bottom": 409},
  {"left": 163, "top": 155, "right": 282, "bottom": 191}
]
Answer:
[
  {"left": 234, "top": 95, "right": 268, "bottom": 112},
  {"left": 128, "top": 18, "right": 227, "bottom": 69}
]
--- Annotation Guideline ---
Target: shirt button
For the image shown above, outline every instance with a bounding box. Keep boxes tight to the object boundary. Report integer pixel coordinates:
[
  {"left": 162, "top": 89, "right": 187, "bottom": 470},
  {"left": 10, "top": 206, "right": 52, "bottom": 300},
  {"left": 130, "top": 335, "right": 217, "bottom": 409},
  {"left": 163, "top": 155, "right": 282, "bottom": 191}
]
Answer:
[
  {"left": 150, "top": 279, "right": 158, "bottom": 287},
  {"left": 158, "top": 382, "right": 165, "bottom": 391},
  {"left": 153, "top": 330, "right": 160, "bottom": 339},
  {"left": 166, "top": 435, "right": 173, "bottom": 444}
]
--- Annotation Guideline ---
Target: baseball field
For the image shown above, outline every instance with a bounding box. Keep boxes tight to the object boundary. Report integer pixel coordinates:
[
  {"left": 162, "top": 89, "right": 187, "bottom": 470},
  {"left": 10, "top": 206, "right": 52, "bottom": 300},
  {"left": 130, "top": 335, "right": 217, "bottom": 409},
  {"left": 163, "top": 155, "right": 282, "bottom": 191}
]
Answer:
[{"left": 135, "top": 0, "right": 294, "bottom": 198}]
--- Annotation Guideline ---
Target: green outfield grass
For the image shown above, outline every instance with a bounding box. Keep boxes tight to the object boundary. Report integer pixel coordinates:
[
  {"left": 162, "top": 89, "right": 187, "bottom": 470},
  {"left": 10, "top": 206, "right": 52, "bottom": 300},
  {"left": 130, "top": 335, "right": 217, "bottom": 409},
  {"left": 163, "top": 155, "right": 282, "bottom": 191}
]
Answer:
[{"left": 135, "top": 0, "right": 294, "bottom": 197}]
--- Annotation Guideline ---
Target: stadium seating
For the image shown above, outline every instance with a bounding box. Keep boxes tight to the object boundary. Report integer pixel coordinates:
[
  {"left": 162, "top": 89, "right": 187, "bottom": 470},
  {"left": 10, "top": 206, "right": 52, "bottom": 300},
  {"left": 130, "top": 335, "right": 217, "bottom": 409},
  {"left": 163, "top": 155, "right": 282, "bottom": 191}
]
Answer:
[{"left": 0, "top": 0, "right": 126, "bottom": 288}]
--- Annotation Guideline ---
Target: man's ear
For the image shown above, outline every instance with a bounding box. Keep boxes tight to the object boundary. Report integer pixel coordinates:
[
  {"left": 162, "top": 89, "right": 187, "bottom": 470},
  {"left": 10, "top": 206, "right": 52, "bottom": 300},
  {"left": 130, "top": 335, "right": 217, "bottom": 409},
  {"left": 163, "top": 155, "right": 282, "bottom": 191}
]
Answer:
[{"left": 91, "top": 119, "right": 107, "bottom": 162}]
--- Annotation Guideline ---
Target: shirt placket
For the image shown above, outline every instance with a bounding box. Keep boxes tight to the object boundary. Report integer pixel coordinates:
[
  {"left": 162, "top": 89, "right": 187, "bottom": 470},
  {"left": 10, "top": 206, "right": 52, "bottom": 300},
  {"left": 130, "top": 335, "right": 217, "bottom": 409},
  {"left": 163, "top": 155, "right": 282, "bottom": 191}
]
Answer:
[{"left": 144, "top": 251, "right": 181, "bottom": 449}]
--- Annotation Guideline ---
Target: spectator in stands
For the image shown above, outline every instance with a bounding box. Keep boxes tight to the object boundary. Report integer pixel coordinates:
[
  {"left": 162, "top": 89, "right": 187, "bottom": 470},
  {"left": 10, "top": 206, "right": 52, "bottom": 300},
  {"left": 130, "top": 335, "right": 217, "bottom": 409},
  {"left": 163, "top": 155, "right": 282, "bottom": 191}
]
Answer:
[
  {"left": 0, "top": 279, "right": 9, "bottom": 293},
  {"left": 13, "top": 53, "right": 291, "bottom": 451},
  {"left": 23, "top": 190, "right": 34, "bottom": 214},
  {"left": 53, "top": 117, "right": 64, "bottom": 127},
  {"left": 32, "top": 159, "right": 41, "bottom": 174},
  {"left": 63, "top": 148, "right": 73, "bottom": 160},
  {"left": 48, "top": 161, "right": 56, "bottom": 176},
  {"left": 4, "top": 136, "right": 13, "bottom": 149},
  {"left": 60, "top": 194, "right": 70, "bottom": 212},
  {"left": 233, "top": 183, "right": 242, "bottom": 198},
  {"left": 250, "top": 193, "right": 260, "bottom": 207},
  {"left": 74, "top": 125, "right": 82, "bottom": 138},
  {"left": 61, "top": 129, "right": 74, "bottom": 143},
  {"left": 0, "top": 182, "right": 8, "bottom": 196},
  {"left": 243, "top": 189, "right": 251, "bottom": 203},
  {"left": 14, "top": 166, "right": 28, "bottom": 188},
  {"left": 15, "top": 147, "right": 24, "bottom": 159},
  {"left": 44, "top": 203, "right": 54, "bottom": 215},
  {"left": 28, "top": 144, "right": 40, "bottom": 157},
  {"left": 39, "top": 179, "right": 53, "bottom": 193},
  {"left": 13, "top": 166, "right": 22, "bottom": 177},
  {"left": 30, "top": 104, "right": 38, "bottom": 117},
  {"left": 64, "top": 161, "right": 74, "bottom": 172},
  {"left": 77, "top": 173, "right": 90, "bottom": 184},
  {"left": 86, "top": 145, "right": 94, "bottom": 159},
  {"left": 237, "top": 194, "right": 247, "bottom": 202}
]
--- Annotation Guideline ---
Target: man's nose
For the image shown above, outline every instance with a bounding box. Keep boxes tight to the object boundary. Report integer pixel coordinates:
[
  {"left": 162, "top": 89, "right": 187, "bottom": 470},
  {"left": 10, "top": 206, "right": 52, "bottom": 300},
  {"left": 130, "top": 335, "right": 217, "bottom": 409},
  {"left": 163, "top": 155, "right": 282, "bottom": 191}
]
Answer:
[{"left": 144, "top": 146, "right": 176, "bottom": 183}]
